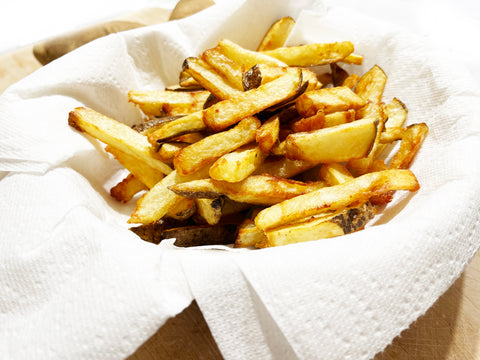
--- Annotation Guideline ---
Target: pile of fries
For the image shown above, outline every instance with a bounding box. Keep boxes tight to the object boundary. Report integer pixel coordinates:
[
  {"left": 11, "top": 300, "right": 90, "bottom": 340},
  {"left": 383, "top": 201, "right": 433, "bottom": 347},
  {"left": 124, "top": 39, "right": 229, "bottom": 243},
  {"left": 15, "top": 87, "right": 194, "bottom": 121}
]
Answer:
[{"left": 68, "top": 16, "right": 428, "bottom": 248}]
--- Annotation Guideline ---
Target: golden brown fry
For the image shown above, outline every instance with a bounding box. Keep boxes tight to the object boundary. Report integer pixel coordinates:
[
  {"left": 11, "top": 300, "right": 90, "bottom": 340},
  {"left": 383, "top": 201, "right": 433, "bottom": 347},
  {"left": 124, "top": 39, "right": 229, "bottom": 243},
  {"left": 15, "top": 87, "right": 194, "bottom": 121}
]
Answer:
[
  {"left": 203, "top": 69, "right": 304, "bottom": 132},
  {"left": 105, "top": 145, "right": 164, "bottom": 188},
  {"left": 342, "top": 73, "right": 360, "bottom": 89},
  {"left": 169, "top": 174, "right": 326, "bottom": 205},
  {"left": 147, "top": 111, "right": 205, "bottom": 143},
  {"left": 340, "top": 53, "right": 364, "bottom": 65},
  {"left": 201, "top": 48, "right": 244, "bottom": 90},
  {"left": 255, "top": 169, "right": 420, "bottom": 230},
  {"left": 209, "top": 144, "right": 266, "bottom": 182},
  {"left": 285, "top": 117, "right": 378, "bottom": 163},
  {"left": 110, "top": 173, "right": 148, "bottom": 203},
  {"left": 295, "top": 86, "right": 366, "bottom": 117},
  {"left": 262, "top": 41, "right": 354, "bottom": 66},
  {"left": 257, "top": 16, "right": 296, "bottom": 51},
  {"left": 215, "top": 39, "right": 287, "bottom": 69},
  {"left": 68, "top": 107, "right": 172, "bottom": 176},
  {"left": 174, "top": 116, "right": 260, "bottom": 176},
  {"left": 128, "top": 90, "right": 210, "bottom": 117},
  {"left": 389, "top": 123, "right": 429, "bottom": 169},
  {"left": 354, "top": 65, "right": 387, "bottom": 103},
  {"left": 256, "top": 115, "right": 280, "bottom": 154},
  {"left": 258, "top": 202, "right": 376, "bottom": 248}
]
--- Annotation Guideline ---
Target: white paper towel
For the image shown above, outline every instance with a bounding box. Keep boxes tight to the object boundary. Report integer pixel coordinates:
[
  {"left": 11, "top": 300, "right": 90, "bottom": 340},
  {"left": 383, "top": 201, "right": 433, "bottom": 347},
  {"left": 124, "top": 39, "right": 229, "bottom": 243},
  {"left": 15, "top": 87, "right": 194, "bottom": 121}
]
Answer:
[{"left": 1, "top": 0, "right": 480, "bottom": 359}]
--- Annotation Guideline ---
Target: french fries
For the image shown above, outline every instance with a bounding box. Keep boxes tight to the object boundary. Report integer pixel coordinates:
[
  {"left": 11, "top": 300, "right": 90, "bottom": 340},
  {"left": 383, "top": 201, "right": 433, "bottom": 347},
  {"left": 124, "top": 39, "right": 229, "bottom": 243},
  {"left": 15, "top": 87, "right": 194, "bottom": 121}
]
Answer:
[{"left": 67, "top": 16, "right": 428, "bottom": 248}]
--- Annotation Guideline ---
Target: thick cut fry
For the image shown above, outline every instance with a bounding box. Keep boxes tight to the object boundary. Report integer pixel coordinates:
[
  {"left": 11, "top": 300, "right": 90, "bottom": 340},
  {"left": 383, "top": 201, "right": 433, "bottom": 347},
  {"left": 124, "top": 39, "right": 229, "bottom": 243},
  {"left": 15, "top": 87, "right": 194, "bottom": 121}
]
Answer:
[
  {"left": 132, "top": 115, "right": 183, "bottom": 135},
  {"left": 257, "top": 16, "right": 296, "bottom": 51},
  {"left": 105, "top": 146, "right": 164, "bottom": 188},
  {"left": 203, "top": 69, "right": 304, "bottom": 132},
  {"left": 209, "top": 145, "right": 266, "bottom": 182},
  {"left": 195, "top": 197, "right": 224, "bottom": 225},
  {"left": 374, "top": 97, "right": 408, "bottom": 159},
  {"left": 285, "top": 117, "right": 378, "bottom": 163},
  {"left": 174, "top": 116, "right": 260, "bottom": 176},
  {"left": 68, "top": 107, "right": 172, "bottom": 176},
  {"left": 128, "top": 90, "right": 210, "bottom": 117},
  {"left": 169, "top": 174, "right": 326, "bottom": 205},
  {"left": 147, "top": 111, "right": 205, "bottom": 143},
  {"left": 110, "top": 174, "right": 148, "bottom": 203},
  {"left": 262, "top": 41, "right": 354, "bottom": 66},
  {"left": 215, "top": 39, "right": 287, "bottom": 69},
  {"left": 256, "top": 116, "right": 280, "bottom": 154},
  {"left": 319, "top": 163, "right": 354, "bottom": 186},
  {"left": 155, "top": 142, "right": 188, "bottom": 163},
  {"left": 354, "top": 65, "right": 387, "bottom": 103},
  {"left": 242, "top": 64, "right": 289, "bottom": 91},
  {"left": 389, "top": 123, "right": 429, "bottom": 169},
  {"left": 182, "top": 57, "right": 242, "bottom": 99},
  {"left": 295, "top": 86, "right": 366, "bottom": 117},
  {"left": 128, "top": 167, "right": 210, "bottom": 224},
  {"left": 259, "top": 202, "right": 376, "bottom": 248},
  {"left": 255, "top": 169, "right": 420, "bottom": 230},
  {"left": 201, "top": 48, "right": 244, "bottom": 90}
]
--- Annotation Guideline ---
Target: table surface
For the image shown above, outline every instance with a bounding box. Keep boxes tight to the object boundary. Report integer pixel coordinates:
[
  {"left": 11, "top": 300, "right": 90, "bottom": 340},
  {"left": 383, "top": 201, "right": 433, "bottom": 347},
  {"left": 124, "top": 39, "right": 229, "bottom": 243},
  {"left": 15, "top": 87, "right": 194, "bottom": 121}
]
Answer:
[{"left": 1, "top": 1, "right": 479, "bottom": 359}]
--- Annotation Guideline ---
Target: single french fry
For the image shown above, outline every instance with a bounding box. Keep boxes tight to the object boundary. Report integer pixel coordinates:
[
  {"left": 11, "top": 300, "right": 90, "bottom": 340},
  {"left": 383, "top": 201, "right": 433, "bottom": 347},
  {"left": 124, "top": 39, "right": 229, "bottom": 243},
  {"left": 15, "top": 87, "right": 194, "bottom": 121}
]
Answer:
[
  {"left": 285, "top": 117, "right": 378, "bottom": 163},
  {"left": 203, "top": 69, "right": 304, "bottom": 132},
  {"left": 342, "top": 73, "right": 360, "bottom": 89},
  {"left": 174, "top": 116, "right": 260, "bottom": 176},
  {"left": 389, "top": 123, "right": 429, "bottom": 169},
  {"left": 156, "top": 142, "right": 189, "bottom": 163},
  {"left": 182, "top": 57, "right": 242, "bottom": 100},
  {"left": 295, "top": 86, "right": 366, "bottom": 117},
  {"left": 147, "top": 111, "right": 206, "bottom": 143},
  {"left": 234, "top": 209, "right": 267, "bottom": 248},
  {"left": 68, "top": 107, "right": 172, "bottom": 176},
  {"left": 105, "top": 145, "right": 164, "bottom": 188},
  {"left": 215, "top": 39, "right": 287, "bottom": 69},
  {"left": 261, "top": 41, "right": 354, "bottom": 66},
  {"left": 169, "top": 174, "right": 326, "bottom": 206},
  {"left": 374, "top": 97, "right": 408, "bottom": 159},
  {"left": 259, "top": 202, "right": 376, "bottom": 248},
  {"left": 110, "top": 173, "right": 148, "bottom": 203},
  {"left": 354, "top": 65, "right": 387, "bottom": 103},
  {"left": 340, "top": 53, "right": 364, "bottom": 65},
  {"left": 255, "top": 169, "right": 420, "bottom": 230},
  {"left": 209, "top": 144, "right": 266, "bottom": 182},
  {"left": 201, "top": 48, "right": 244, "bottom": 90},
  {"left": 256, "top": 116, "right": 280, "bottom": 154},
  {"left": 128, "top": 90, "right": 210, "bottom": 117},
  {"left": 257, "top": 16, "right": 296, "bottom": 51}
]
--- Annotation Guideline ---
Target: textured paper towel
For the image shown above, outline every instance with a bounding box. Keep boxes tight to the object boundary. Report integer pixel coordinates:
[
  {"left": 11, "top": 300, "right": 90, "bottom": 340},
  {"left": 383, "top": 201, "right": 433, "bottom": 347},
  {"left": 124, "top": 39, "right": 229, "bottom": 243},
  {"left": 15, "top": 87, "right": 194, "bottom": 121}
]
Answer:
[{"left": 1, "top": 0, "right": 480, "bottom": 359}]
